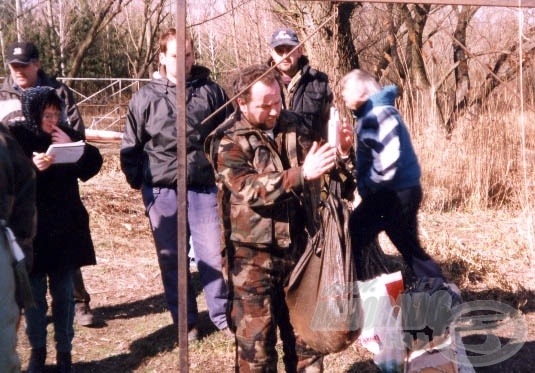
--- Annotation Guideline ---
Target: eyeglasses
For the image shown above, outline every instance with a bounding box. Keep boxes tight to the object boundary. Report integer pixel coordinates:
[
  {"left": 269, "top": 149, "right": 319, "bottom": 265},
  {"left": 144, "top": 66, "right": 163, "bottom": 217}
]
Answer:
[{"left": 42, "top": 113, "right": 61, "bottom": 120}]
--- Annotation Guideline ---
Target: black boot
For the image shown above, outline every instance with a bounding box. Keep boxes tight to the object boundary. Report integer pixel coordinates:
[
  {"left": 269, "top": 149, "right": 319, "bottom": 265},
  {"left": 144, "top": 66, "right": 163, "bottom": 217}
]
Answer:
[
  {"left": 27, "top": 347, "right": 46, "bottom": 373},
  {"left": 56, "top": 351, "right": 73, "bottom": 373}
]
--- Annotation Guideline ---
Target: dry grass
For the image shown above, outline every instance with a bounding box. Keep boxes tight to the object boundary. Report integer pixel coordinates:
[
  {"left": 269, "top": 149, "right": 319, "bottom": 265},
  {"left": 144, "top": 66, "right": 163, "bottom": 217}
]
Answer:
[{"left": 15, "top": 141, "right": 535, "bottom": 372}]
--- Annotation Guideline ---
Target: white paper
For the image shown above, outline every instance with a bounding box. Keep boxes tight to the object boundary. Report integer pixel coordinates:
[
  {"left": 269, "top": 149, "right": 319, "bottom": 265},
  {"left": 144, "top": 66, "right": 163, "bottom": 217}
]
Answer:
[
  {"left": 328, "top": 107, "right": 339, "bottom": 147},
  {"left": 46, "top": 140, "right": 85, "bottom": 164}
]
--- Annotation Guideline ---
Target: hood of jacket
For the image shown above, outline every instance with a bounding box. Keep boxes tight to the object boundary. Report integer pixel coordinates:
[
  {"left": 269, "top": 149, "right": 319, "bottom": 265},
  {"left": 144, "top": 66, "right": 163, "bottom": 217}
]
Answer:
[
  {"left": 19, "top": 86, "right": 66, "bottom": 135},
  {"left": 355, "top": 85, "right": 398, "bottom": 118},
  {"left": 188, "top": 65, "right": 211, "bottom": 87},
  {"left": 149, "top": 65, "right": 212, "bottom": 94}
]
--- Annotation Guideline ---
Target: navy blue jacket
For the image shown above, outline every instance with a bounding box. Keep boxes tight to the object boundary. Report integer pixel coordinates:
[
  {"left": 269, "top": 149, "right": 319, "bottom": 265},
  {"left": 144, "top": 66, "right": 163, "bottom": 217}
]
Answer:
[{"left": 353, "top": 85, "right": 421, "bottom": 198}]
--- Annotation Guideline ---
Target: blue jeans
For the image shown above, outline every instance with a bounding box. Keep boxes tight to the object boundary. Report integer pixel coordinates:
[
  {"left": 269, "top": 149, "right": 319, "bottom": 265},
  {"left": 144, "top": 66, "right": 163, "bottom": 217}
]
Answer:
[
  {"left": 142, "top": 186, "right": 228, "bottom": 329},
  {"left": 25, "top": 269, "right": 75, "bottom": 353}
]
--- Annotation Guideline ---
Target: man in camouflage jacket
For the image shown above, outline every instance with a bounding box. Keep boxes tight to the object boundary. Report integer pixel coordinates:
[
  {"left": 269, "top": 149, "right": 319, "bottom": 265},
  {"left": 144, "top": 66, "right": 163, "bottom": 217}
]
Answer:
[{"left": 206, "top": 65, "right": 339, "bottom": 372}]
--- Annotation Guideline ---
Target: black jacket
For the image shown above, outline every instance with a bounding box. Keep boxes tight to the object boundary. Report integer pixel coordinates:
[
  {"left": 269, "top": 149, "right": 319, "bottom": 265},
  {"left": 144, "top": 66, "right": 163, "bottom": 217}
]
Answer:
[
  {"left": 0, "top": 126, "right": 36, "bottom": 260},
  {"left": 0, "top": 69, "right": 85, "bottom": 136},
  {"left": 8, "top": 87, "right": 102, "bottom": 274},
  {"left": 120, "top": 65, "right": 233, "bottom": 189},
  {"left": 268, "top": 55, "right": 333, "bottom": 141}
]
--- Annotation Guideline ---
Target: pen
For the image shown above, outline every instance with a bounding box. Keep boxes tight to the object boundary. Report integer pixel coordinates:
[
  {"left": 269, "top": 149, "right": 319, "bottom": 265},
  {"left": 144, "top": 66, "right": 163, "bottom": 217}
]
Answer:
[{"left": 33, "top": 152, "right": 51, "bottom": 162}]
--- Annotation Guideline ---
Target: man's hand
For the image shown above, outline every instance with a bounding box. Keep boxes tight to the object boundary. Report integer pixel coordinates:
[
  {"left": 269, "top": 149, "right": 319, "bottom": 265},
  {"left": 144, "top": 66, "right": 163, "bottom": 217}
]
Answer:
[{"left": 302, "top": 142, "right": 337, "bottom": 181}]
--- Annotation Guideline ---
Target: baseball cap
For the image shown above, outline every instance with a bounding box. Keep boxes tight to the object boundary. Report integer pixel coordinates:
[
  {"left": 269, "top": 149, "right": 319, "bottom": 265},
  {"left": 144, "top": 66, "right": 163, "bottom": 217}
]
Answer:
[
  {"left": 270, "top": 28, "right": 299, "bottom": 48},
  {"left": 6, "top": 42, "right": 39, "bottom": 65}
]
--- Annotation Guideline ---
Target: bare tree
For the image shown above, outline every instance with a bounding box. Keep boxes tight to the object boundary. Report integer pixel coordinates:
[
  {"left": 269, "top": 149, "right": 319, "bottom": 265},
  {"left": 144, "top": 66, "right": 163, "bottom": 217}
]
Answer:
[
  {"left": 440, "top": 5, "right": 480, "bottom": 134},
  {"left": 119, "top": 0, "right": 167, "bottom": 78},
  {"left": 270, "top": 1, "right": 360, "bottom": 101},
  {"left": 67, "top": 0, "right": 134, "bottom": 80}
]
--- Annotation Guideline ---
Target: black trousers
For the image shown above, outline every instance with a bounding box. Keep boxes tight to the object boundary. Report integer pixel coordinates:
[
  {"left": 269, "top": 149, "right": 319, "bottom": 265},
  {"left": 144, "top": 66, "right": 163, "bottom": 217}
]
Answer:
[{"left": 349, "top": 186, "right": 444, "bottom": 280}]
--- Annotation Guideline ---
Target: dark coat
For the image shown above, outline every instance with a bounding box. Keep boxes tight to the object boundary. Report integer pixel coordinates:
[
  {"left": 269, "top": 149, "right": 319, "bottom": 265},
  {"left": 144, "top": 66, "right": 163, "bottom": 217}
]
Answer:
[
  {"left": 0, "top": 126, "right": 36, "bottom": 258},
  {"left": 120, "top": 65, "right": 233, "bottom": 189},
  {"left": 267, "top": 55, "right": 333, "bottom": 141},
  {"left": 8, "top": 87, "right": 102, "bottom": 274}
]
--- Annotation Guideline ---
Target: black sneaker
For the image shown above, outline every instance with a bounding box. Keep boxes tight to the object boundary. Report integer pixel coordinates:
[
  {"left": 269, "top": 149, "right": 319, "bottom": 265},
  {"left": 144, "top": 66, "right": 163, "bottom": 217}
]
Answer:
[{"left": 56, "top": 351, "right": 73, "bottom": 373}]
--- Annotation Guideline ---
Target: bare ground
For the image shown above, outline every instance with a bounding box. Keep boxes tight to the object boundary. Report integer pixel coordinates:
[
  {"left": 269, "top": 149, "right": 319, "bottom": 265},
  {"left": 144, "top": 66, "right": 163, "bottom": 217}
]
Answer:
[{"left": 16, "top": 142, "right": 535, "bottom": 372}]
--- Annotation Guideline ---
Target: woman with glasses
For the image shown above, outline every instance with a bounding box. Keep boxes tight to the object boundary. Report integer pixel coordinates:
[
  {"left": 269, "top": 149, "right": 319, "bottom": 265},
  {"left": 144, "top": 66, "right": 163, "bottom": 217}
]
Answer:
[{"left": 7, "top": 86, "right": 102, "bottom": 373}]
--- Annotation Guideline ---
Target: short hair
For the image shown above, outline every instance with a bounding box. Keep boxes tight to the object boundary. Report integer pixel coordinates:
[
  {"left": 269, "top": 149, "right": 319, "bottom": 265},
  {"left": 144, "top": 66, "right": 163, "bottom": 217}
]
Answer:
[
  {"left": 159, "top": 28, "right": 193, "bottom": 54},
  {"left": 233, "top": 65, "right": 281, "bottom": 103},
  {"left": 340, "top": 69, "right": 381, "bottom": 96}
]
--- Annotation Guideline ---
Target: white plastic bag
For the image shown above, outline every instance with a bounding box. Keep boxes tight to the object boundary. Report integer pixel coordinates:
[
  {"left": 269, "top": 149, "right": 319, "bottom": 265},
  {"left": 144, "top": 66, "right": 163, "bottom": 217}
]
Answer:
[{"left": 357, "top": 272, "right": 405, "bottom": 372}]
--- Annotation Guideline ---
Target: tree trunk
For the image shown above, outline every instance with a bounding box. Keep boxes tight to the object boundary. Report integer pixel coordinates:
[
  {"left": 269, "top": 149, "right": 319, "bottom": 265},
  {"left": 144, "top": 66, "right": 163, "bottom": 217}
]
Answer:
[
  {"left": 444, "top": 6, "right": 479, "bottom": 134},
  {"left": 400, "top": 4, "right": 444, "bottom": 127},
  {"left": 67, "top": 0, "right": 132, "bottom": 80}
]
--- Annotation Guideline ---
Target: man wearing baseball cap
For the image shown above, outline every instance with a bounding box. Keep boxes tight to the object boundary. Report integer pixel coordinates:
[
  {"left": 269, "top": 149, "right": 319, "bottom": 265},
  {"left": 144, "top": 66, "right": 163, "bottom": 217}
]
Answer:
[
  {"left": 1, "top": 41, "right": 84, "bottom": 132},
  {"left": 0, "top": 41, "right": 98, "bottom": 329},
  {"left": 268, "top": 28, "right": 333, "bottom": 142}
]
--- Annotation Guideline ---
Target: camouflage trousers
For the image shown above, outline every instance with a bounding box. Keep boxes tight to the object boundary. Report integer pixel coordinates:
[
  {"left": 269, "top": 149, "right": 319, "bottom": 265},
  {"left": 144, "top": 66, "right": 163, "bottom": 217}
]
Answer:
[{"left": 227, "top": 244, "right": 323, "bottom": 373}]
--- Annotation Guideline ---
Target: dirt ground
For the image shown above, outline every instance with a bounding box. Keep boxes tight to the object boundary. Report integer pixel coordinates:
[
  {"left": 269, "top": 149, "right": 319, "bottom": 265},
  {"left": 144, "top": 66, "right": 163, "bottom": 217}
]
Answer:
[{"left": 15, "top": 142, "right": 535, "bottom": 372}]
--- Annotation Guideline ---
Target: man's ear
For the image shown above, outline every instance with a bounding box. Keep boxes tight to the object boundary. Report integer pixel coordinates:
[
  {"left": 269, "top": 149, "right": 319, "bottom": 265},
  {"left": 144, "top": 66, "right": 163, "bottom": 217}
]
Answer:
[{"left": 236, "top": 98, "right": 247, "bottom": 114}]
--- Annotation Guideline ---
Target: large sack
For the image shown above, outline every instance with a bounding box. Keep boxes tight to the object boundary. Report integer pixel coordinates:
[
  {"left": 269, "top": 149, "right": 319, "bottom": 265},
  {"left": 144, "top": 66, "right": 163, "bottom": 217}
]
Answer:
[{"left": 285, "top": 193, "right": 362, "bottom": 354}]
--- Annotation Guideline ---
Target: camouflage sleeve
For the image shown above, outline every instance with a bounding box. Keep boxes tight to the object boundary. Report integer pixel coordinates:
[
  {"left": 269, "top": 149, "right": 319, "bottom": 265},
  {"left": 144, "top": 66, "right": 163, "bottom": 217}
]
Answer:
[{"left": 215, "top": 135, "right": 304, "bottom": 208}]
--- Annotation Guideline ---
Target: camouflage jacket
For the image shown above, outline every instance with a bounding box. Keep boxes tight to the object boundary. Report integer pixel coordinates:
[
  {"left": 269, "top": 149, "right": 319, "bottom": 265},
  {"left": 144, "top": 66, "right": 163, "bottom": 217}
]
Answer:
[{"left": 206, "top": 110, "right": 313, "bottom": 250}]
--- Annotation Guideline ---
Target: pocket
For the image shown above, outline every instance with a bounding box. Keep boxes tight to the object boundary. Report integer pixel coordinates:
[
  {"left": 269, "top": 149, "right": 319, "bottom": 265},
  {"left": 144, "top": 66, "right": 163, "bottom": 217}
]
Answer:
[
  {"left": 141, "top": 186, "right": 159, "bottom": 215},
  {"left": 229, "top": 204, "right": 272, "bottom": 245}
]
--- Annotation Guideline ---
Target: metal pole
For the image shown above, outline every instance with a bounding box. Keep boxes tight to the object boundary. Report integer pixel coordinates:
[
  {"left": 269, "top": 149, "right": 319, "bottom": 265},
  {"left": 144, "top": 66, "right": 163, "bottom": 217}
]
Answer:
[
  {"left": 176, "top": 0, "right": 189, "bottom": 371},
  {"left": 332, "top": 0, "right": 535, "bottom": 7}
]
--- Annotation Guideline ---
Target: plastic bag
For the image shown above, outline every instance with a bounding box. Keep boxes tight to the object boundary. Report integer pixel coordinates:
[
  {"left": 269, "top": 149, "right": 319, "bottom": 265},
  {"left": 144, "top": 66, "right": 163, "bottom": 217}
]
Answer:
[
  {"left": 2, "top": 224, "right": 35, "bottom": 309},
  {"left": 285, "top": 193, "right": 362, "bottom": 354},
  {"left": 357, "top": 272, "right": 406, "bottom": 372}
]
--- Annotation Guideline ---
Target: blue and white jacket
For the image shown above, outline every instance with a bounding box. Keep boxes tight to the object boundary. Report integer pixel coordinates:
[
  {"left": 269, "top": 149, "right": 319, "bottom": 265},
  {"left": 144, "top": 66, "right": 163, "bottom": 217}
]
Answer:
[{"left": 353, "top": 85, "right": 421, "bottom": 198}]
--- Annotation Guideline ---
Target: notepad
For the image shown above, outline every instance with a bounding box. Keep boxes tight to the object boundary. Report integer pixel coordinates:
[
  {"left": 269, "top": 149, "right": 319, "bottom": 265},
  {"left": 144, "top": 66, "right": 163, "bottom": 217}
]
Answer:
[{"left": 46, "top": 140, "right": 85, "bottom": 164}]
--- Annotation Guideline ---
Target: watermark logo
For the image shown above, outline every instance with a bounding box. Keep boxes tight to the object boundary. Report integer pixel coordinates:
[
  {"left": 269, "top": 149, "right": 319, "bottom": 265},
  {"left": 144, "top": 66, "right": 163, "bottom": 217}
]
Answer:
[
  {"left": 308, "top": 281, "right": 527, "bottom": 368},
  {"left": 448, "top": 300, "right": 527, "bottom": 367}
]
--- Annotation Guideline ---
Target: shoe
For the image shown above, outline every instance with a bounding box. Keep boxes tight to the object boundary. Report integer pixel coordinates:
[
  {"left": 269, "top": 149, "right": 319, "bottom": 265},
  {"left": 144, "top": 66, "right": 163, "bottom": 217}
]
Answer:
[
  {"left": 187, "top": 326, "right": 199, "bottom": 342},
  {"left": 220, "top": 327, "right": 234, "bottom": 339},
  {"left": 56, "top": 351, "right": 73, "bottom": 373},
  {"left": 27, "top": 347, "right": 46, "bottom": 373},
  {"left": 75, "top": 302, "right": 95, "bottom": 326}
]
